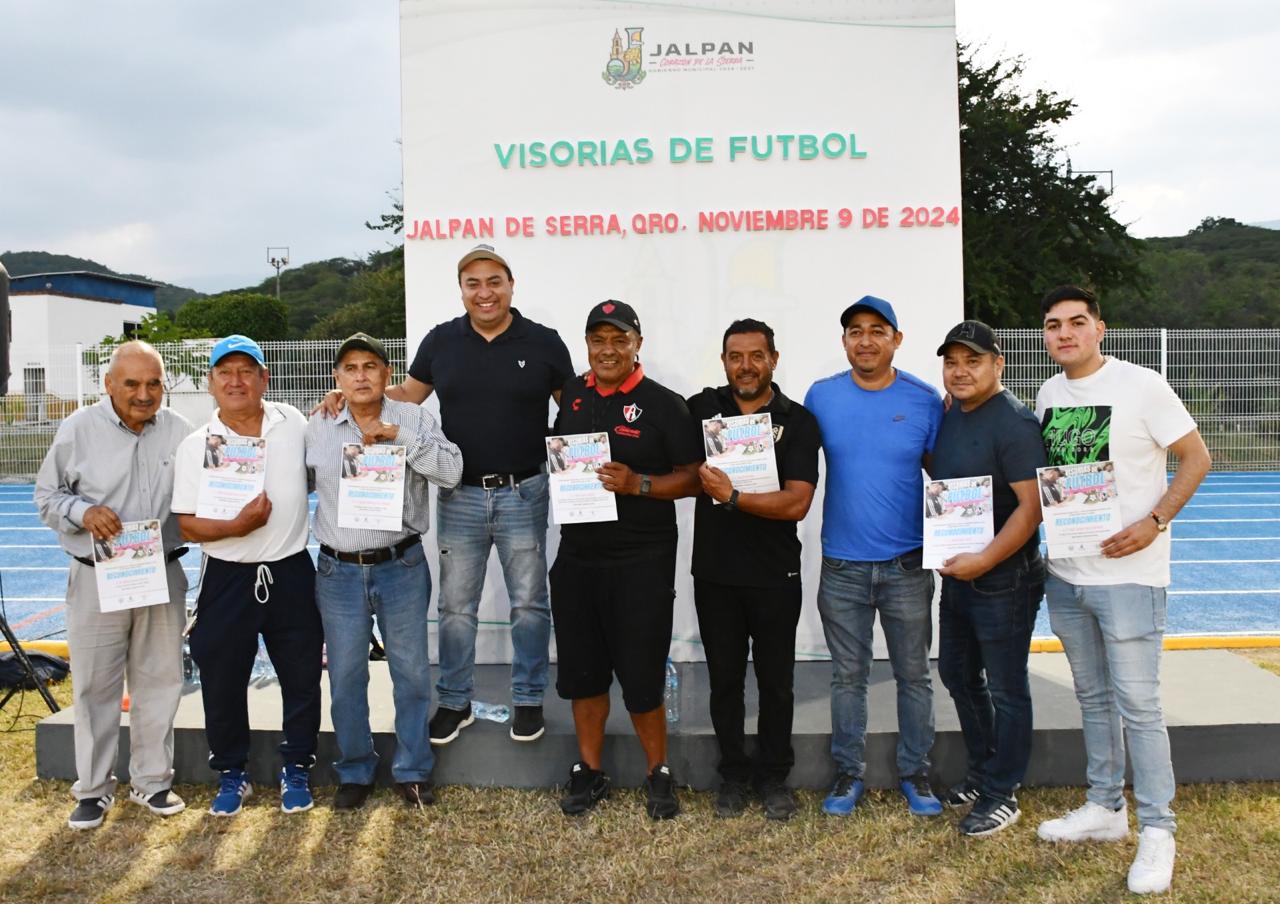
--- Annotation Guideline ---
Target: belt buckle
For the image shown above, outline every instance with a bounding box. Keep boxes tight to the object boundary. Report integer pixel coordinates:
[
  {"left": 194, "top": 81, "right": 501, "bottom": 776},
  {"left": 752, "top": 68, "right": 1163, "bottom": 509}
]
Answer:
[
  {"left": 480, "top": 473, "right": 505, "bottom": 490},
  {"left": 356, "top": 550, "right": 376, "bottom": 566}
]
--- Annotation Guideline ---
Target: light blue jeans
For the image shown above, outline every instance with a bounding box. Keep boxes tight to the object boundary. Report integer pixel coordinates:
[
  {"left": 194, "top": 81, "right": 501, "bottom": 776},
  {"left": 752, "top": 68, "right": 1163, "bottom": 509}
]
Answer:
[
  {"left": 1046, "top": 574, "right": 1176, "bottom": 832},
  {"left": 435, "top": 474, "right": 551, "bottom": 710},
  {"left": 817, "top": 549, "right": 936, "bottom": 780},
  {"left": 315, "top": 542, "right": 434, "bottom": 785}
]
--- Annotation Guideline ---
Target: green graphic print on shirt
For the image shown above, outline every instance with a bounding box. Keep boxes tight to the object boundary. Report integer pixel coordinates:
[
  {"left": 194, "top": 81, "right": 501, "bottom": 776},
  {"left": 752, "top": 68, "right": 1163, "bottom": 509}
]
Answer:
[{"left": 1041, "top": 406, "right": 1112, "bottom": 466}]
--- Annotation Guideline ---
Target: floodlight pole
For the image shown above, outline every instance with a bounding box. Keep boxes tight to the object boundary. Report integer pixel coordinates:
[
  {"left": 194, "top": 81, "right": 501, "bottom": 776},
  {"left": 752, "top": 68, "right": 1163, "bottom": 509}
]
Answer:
[{"left": 267, "top": 246, "right": 290, "bottom": 300}]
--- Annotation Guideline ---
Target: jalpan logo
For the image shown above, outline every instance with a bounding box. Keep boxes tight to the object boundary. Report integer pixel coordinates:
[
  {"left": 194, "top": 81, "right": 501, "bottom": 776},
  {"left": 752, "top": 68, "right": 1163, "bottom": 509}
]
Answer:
[{"left": 603, "top": 27, "right": 646, "bottom": 89}]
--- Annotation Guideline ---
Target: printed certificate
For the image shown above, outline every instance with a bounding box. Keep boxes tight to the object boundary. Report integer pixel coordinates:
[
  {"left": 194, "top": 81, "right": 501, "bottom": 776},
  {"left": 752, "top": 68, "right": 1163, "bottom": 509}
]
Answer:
[
  {"left": 337, "top": 443, "right": 407, "bottom": 531},
  {"left": 196, "top": 434, "right": 266, "bottom": 519},
  {"left": 546, "top": 433, "right": 617, "bottom": 524},
  {"left": 93, "top": 520, "right": 170, "bottom": 612},
  {"left": 1038, "top": 461, "right": 1122, "bottom": 558},
  {"left": 923, "top": 476, "right": 995, "bottom": 569},
  {"left": 703, "top": 413, "right": 780, "bottom": 501}
]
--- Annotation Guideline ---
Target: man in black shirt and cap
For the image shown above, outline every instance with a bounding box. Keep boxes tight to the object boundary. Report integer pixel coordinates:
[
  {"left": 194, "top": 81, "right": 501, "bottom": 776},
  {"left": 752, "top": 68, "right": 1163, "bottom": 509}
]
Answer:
[
  {"left": 550, "top": 299, "right": 701, "bottom": 820},
  {"left": 686, "top": 318, "right": 821, "bottom": 821}
]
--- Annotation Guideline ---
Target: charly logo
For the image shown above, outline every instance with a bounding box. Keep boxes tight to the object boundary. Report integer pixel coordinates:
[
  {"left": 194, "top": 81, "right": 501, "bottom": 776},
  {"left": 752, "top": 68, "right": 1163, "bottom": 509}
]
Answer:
[{"left": 603, "top": 27, "right": 646, "bottom": 89}]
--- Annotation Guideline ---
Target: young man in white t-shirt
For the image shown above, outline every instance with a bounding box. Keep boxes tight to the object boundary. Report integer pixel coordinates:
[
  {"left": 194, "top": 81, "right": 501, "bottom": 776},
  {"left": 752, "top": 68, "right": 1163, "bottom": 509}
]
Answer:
[{"left": 1032, "top": 287, "right": 1211, "bottom": 896}]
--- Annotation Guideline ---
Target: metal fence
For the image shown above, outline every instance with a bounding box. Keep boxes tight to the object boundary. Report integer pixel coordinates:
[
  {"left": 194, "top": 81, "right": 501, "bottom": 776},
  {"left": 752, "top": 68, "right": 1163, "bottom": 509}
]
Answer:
[{"left": 2, "top": 331, "right": 1277, "bottom": 478}]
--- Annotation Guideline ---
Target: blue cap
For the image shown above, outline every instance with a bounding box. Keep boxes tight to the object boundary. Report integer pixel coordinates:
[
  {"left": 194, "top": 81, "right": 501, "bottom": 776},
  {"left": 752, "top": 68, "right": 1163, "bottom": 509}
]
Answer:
[
  {"left": 840, "top": 295, "right": 898, "bottom": 331},
  {"left": 209, "top": 335, "right": 265, "bottom": 367}
]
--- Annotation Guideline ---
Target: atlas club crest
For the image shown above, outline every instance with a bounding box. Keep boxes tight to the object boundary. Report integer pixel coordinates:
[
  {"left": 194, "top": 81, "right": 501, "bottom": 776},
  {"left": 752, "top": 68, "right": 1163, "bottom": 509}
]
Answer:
[{"left": 623, "top": 403, "right": 643, "bottom": 423}]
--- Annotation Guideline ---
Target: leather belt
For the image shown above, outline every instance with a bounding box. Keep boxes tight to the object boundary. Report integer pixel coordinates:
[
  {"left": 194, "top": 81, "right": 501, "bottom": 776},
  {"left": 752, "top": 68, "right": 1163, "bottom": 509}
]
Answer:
[
  {"left": 320, "top": 534, "right": 421, "bottom": 566},
  {"left": 460, "top": 467, "right": 542, "bottom": 490},
  {"left": 73, "top": 546, "right": 189, "bottom": 569}
]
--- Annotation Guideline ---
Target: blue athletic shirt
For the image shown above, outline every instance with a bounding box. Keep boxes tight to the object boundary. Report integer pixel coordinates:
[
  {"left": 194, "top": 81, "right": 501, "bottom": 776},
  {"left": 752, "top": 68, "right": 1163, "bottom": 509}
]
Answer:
[{"left": 804, "top": 368, "right": 943, "bottom": 561}]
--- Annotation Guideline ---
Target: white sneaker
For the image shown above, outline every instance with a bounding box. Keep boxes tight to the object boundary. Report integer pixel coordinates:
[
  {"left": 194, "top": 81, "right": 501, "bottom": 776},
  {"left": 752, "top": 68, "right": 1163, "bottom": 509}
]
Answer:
[
  {"left": 1127, "top": 826, "right": 1176, "bottom": 894},
  {"left": 1037, "top": 800, "right": 1130, "bottom": 842}
]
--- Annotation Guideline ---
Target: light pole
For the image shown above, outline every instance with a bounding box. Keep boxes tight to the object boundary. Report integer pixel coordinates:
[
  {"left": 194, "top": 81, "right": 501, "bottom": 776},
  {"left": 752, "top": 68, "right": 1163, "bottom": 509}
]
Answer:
[{"left": 267, "top": 246, "right": 290, "bottom": 300}]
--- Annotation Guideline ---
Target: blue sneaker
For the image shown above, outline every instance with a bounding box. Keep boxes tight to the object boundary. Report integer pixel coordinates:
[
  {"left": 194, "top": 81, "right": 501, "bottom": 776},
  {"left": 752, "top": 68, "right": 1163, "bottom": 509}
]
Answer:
[
  {"left": 822, "top": 773, "right": 865, "bottom": 816},
  {"left": 900, "top": 774, "right": 943, "bottom": 816},
  {"left": 210, "top": 769, "right": 253, "bottom": 817},
  {"left": 280, "top": 763, "right": 314, "bottom": 813}
]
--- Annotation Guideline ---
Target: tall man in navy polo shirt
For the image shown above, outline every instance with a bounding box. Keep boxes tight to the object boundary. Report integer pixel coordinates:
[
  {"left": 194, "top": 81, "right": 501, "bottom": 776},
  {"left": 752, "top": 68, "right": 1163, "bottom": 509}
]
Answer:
[
  {"left": 687, "top": 319, "right": 821, "bottom": 821},
  {"left": 345, "top": 245, "right": 572, "bottom": 745},
  {"left": 804, "top": 296, "right": 945, "bottom": 818},
  {"left": 550, "top": 300, "right": 701, "bottom": 820}
]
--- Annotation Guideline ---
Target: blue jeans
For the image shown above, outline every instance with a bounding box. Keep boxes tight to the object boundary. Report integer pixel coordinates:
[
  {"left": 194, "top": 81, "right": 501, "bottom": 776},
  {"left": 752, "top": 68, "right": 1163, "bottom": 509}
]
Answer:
[
  {"left": 435, "top": 474, "right": 551, "bottom": 710},
  {"left": 817, "top": 548, "right": 936, "bottom": 780},
  {"left": 1045, "top": 575, "right": 1176, "bottom": 832},
  {"left": 938, "top": 552, "right": 1045, "bottom": 800},
  {"left": 315, "top": 543, "right": 434, "bottom": 784}
]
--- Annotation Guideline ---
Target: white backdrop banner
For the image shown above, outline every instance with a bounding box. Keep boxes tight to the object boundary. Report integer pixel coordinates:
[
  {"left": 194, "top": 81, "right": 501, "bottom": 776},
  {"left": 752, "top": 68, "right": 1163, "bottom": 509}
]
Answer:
[{"left": 401, "top": 0, "right": 964, "bottom": 662}]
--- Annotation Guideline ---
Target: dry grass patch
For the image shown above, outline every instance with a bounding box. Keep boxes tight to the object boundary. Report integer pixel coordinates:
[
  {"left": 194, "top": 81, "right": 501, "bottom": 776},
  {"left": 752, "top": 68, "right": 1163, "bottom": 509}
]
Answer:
[
  {"left": 0, "top": 681, "right": 1278, "bottom": 902},
  {"left": 1239, "top": 647, "right": 1280, "bottom": 678}
]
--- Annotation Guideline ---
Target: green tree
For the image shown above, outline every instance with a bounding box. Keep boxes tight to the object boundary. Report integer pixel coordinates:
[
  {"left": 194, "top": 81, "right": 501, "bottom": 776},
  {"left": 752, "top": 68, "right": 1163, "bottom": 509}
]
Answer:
[
  {"left": 958, "top": 45, "right": 1143, "bottom": 326},
  {"left": 175, "top": 291, "right": 290, "bottom": 341},
  {"left": 307, "top": 248, "right": 406, "bottom": 340}
]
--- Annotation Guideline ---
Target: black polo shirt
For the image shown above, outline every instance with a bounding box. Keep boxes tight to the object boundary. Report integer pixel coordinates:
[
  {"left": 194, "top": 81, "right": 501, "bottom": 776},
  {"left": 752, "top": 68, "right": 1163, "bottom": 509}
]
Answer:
[
  {"left": 408, "top": 309, "right": 573, "bottom": 477},
  {"left": 554, "top": 365, "right": 701, "bottom": 563},
  {"left": 687, "top": 383, "right": 821, "bottom": 588}
]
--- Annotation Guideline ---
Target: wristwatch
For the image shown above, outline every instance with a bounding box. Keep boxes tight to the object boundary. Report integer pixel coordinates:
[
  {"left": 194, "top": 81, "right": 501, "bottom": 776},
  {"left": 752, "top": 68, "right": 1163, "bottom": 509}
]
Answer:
[
  {"left": 725, "top": 489, "right": 740, "bottom": 510},
  {"left": 638, "top": 475, "right": 652, "bottom": 496},
  {"left": 1150, "top": 512, "right": 1169, "bottom": 532}
]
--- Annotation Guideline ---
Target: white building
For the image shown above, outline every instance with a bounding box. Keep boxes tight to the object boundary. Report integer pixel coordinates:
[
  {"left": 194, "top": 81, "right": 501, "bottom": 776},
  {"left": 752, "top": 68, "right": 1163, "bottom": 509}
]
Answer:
[{"left": 6, "top": 271, "right": 157, "bottom": 415}]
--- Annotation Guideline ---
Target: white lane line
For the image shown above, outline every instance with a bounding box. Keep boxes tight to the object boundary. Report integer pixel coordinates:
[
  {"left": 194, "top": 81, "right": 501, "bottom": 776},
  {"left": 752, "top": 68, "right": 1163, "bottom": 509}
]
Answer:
[
  {"left": 1169, "top": 589, "right": 1280, "bottom": 595},
  {"left": 1191, "top": 492, "right": 1280, "bottom": 496},
  {"left": 1174, "top": 537, "right": 1280, "bottom": 542},
  {"left": 1176, "top": 518, "right": 1280, "bottom": 523},
  {"left": 1173, "top": 559, "right": 1280, "bottom": 564},
  {"left": 1183, "top": 504, "right": 1280, "bottom": 508},
  {"left": 0, "top": 597, "right": 66, "bottom": 603}
]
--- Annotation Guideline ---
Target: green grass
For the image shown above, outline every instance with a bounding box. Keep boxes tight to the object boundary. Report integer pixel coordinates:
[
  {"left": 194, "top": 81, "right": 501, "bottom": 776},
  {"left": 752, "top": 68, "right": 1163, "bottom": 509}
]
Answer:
[{"left": 1, "top": 670, "right": 1279, "bottom": 902}]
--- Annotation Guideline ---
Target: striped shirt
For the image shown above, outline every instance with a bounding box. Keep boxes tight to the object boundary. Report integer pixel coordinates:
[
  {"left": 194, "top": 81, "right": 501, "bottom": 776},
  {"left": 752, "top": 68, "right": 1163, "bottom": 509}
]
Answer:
[
  {"left": 305, "top": 398, "right": 462, "bottom": 552},
  {"left": 35, "top": 397, "right": 193, "bottom": 557}
]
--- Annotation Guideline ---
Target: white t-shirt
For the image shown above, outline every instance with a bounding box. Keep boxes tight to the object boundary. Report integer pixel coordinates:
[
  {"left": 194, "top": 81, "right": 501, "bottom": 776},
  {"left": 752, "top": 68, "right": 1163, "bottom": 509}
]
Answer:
[
  {"left": 172, "top": 402, "right": 311, "bottom": 563},
  {"left": 1035, "top": 357, "right": 1196, "bottom": 587}
]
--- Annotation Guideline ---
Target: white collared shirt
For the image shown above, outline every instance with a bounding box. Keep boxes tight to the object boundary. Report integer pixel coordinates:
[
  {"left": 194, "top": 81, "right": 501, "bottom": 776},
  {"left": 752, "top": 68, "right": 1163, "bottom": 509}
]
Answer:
[{"left": 171, "top": 401, "right": 311, "bottom": 563}]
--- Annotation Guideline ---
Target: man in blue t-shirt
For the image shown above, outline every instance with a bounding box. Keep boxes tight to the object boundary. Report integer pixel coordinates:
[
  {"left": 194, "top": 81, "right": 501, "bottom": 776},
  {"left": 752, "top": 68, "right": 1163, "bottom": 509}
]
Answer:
[{"left": 804, "top": 295, "right": 944, "bottom": 818}]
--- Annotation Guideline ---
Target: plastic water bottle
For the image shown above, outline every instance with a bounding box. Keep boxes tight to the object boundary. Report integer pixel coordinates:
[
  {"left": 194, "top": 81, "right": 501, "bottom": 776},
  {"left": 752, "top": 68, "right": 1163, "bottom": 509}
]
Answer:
[
  {"left": 250, "top": 641, "right": 277, "bottom": 687},
  {"left": 664, "top": 657, "right": 680, "bottom": 724},
  {"left": 181, "top": 638, "right": 200, "bottom": 689},
  {"left": 472, "top": 701, "right": 510, "bottom": 723}
]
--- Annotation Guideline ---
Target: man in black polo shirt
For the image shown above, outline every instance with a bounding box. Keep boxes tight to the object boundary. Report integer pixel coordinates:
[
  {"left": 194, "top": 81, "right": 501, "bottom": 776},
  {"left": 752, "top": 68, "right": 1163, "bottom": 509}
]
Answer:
[
  {"left": 686, "top": 319, "right": 821, "bottom": 821},
  {"left": 931, "top": 320, "right": 1046, "bottom": 837},
  {"left": 551, "top": 299, "right": 701, "bottom": 820},
  {"left": 319, "top": 244, "right": 573, "bottom": 745}
]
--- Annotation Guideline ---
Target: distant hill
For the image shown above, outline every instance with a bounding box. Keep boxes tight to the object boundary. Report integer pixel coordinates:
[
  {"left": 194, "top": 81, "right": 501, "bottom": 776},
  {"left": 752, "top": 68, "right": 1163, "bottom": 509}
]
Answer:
[
  {"left": 1105, "top": 218, "right": 1280, "bottom": 328},
  {"left": 0, "top": 250, "right": 204, "bottom": 314},
  {"left": 1251, "top": 219, "right": 1280, "bottom": 231}
]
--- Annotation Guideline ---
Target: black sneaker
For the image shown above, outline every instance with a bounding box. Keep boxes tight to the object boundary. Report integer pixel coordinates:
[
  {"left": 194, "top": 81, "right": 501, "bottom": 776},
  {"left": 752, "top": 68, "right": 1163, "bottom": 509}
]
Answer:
[
  {"left": 560, "top": 761, "right": 610, "bottom": 815},
  {"left": 715, "top": 780, "right": 751, "bottom": 818},
  {"left": 395, "top": 782, "right": 437, "bottom": 809},
  {"left": 510, "top": 705, "right": 545, "bottom": 742},
  {"left": 942, "top": 780, "right": 982, "bottom": 809},
  {"left": 959, "top": 794, "right": 1021, "bottom": 837},
  {"left": 429, "top": 705, "right": 474, "bottom": 746},
  {"left": 759, "top": 782, "right": 798, "bottom": 821},
  {"left": 128, "top": 787, "right": 186, "bottom": 816},
  {"left": 645, "top": 763, "right": 680, "bottom": 820},
  {"left": 333, "top": 783, "right": 373, "bottom": 811},
  {"left": 68, "top": 795, "right": 114, "bottom": 830}
]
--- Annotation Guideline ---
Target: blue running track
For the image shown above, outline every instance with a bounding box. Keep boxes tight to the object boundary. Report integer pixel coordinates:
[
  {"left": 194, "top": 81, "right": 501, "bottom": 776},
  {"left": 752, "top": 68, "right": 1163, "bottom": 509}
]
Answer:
[{"left": 0, "top": 474, "right": 1277, "bottom": 641}]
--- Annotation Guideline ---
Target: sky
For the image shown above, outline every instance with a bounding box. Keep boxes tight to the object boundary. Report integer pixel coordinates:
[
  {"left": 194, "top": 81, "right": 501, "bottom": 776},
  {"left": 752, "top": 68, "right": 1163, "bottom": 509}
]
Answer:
[{"left": 0, "top": 0, "right": 1276, "bottom": 292}]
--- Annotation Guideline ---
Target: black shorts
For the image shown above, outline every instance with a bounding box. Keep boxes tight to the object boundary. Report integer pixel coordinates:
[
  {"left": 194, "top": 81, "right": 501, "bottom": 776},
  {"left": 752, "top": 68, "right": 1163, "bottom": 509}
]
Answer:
[{"left": 550, "top": 551, "right": 676, "bottom": 713}]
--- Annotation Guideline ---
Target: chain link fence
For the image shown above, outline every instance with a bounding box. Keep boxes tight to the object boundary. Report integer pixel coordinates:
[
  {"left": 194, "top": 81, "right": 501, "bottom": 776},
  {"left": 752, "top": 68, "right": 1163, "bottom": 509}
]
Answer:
[{"left": 2, "top": 331, "right": 1277, "bottom": 478}]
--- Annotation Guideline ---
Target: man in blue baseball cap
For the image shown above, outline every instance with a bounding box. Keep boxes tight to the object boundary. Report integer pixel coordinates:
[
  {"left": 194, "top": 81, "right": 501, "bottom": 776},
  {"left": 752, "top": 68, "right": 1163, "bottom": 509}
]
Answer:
[
  {"left": 804, "top": 296, "right": 945, "bottom": 819},
  {"left": 171, "top": 334, "right": 323, "bottom": 818}
]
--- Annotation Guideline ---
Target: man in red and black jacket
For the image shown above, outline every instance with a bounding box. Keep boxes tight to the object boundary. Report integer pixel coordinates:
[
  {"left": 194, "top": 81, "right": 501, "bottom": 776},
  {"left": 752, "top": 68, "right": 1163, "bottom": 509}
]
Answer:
[{"left": 550, "top": 299, "right": 701, "bottom": 820}]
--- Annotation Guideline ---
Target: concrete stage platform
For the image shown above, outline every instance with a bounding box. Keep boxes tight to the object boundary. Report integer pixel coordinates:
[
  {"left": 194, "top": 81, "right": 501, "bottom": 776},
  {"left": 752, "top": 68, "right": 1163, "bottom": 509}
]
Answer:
[{"left": 35, "top": 650, "right": 1280, "bottom": 790}]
